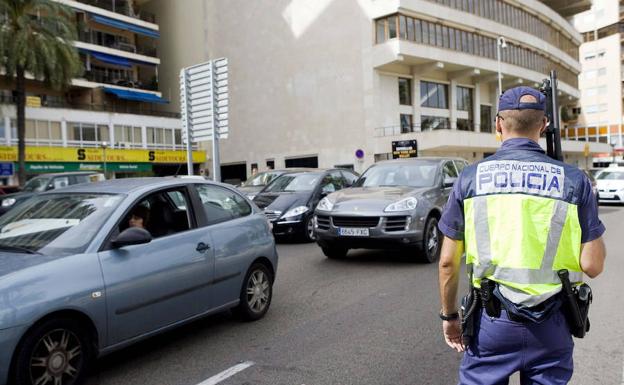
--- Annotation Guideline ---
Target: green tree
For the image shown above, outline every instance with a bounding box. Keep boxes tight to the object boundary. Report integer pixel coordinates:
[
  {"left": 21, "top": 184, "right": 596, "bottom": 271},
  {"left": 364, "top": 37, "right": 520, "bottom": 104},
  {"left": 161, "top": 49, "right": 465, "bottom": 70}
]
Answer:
[{"left": 0, "top": 0, "right": 82, "bottom": 186}]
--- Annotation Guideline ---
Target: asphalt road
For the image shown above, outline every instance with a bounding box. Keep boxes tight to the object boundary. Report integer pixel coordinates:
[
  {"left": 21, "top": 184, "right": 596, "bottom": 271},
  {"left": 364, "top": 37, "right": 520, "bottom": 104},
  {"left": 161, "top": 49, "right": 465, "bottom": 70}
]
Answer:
[{"left": 86, "top": 205, "right": 624, "bottom": 385}]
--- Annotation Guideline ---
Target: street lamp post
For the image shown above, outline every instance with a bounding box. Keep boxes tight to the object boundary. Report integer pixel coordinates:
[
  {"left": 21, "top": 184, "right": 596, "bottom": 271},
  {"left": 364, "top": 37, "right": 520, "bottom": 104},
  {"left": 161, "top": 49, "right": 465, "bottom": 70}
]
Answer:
[
  {"left": 101, "top": 141, "right": 108, "bottom": 178},
  {"left": 496, "top": 36, "right": 507, "bottom": 101}
]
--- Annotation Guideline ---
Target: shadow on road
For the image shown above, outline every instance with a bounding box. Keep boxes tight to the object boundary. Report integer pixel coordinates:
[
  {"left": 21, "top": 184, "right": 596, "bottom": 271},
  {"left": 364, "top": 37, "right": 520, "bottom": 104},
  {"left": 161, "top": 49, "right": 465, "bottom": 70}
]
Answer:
[
  {"left": 322, "top": 248, "right": 431, "bottom": 265},
  {"left": 598, "top": 205, "right": 623, "bottom": 214}
]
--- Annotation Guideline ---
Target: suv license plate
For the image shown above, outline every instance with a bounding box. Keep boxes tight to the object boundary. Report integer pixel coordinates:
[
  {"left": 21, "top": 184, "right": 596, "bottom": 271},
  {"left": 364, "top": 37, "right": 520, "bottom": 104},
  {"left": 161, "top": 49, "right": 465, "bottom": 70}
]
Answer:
[{"left": 338, "top": 227, "right": 369, "bottom": 237}]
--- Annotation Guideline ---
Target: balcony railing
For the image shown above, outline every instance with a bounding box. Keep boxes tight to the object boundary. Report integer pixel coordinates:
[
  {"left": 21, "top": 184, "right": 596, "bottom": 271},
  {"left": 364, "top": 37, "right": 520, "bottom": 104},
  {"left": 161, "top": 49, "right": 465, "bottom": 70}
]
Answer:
[
  {"left": 77, "top": 0, "right": 156, "bottom": 23},
  {"left": 374, "top": 123, "right": 486, "bottom": 137},
  {"left": 83, "top": 70, "right": 158, "bottom": 91},
  {"left": 0, "top": 93, "right": 180, "bottom": 119},
  {"left": 78, "top": 30, "right": 158, "bottom": 57}
]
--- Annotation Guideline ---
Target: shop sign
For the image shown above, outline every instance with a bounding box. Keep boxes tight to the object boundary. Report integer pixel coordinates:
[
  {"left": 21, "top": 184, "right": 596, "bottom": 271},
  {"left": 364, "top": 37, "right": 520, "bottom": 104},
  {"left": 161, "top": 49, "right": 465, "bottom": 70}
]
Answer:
[
  {"left": 24, "top": 163, "right": 153, "bottom": 173},
  {"left": 0, "top": 146, "right": 206, "bottom": 164},
  {"left": 0, "top": 163, "right": 14, "bottom": 176},
  {"left": 392, "top": 140, "right": 418, "bottom": 159}
]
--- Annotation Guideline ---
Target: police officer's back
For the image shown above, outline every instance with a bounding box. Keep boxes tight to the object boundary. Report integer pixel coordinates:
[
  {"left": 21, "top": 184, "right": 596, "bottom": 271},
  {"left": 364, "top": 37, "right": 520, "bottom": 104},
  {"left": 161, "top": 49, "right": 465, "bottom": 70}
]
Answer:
[{"left": 437, "top": 87, "right": 606, "bottom": 385}]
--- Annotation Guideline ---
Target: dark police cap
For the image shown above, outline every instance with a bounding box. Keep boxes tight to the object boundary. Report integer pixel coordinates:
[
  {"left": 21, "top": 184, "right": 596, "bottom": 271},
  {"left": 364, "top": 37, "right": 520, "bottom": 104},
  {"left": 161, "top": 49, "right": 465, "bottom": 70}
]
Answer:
[{"left": 498, "top": 86, "right": 545, "bottom": 112}]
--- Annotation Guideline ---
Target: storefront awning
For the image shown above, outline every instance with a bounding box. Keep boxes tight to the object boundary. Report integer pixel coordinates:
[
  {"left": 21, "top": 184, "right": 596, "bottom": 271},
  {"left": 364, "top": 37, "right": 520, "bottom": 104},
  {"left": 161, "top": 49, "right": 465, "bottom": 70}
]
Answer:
[
  {"left": 91, "top": 14, "right": 160, "bottom": 38},
  {"left": 104, "top": 87, "right": 168, "bottom": 104}
]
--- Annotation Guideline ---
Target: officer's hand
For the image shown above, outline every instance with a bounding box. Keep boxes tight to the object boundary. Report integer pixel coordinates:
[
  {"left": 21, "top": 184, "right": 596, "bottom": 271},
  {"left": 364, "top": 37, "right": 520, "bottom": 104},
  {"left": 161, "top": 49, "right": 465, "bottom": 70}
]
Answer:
[{"left": 442, "top": 319, "right": 465, "bottom": 352}]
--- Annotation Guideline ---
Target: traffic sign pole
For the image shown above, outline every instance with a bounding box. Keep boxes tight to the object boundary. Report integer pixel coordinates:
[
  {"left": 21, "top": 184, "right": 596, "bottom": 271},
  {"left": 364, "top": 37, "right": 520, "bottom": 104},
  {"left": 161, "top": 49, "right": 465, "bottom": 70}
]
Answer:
[{"left": 180, "top": 58, "right": 229, "bottom": 180}]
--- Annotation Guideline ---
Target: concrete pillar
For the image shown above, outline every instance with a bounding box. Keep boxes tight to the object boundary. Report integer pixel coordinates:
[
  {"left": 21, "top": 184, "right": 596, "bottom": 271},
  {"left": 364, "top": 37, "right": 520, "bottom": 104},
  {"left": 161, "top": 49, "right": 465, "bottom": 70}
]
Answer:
[
  {"left": 473, "top": 82, "right": 481, "bottom": 132},
  {"left": 4, "top": 117, "right": 11, "bottom": 145},
  {"left": 450, "top": 80, "right": 457, "bottom": 130},
  {"left": 412, "top": 77, "right": 421, "bottom": 131},
  {"left": 109, "top": 122, "right": 115, "bottom": 148},
  {"left": 141, "top": 126, "right": 147, "bottom": 149},
  {"left": 61, "top": 120, "right": 67, "bottom": 147}
]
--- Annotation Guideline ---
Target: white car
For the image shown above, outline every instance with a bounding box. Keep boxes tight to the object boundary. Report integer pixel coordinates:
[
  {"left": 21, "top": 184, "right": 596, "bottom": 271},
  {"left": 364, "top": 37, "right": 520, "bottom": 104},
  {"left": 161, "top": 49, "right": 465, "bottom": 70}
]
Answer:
[{"left": 596, "top": 167, "right": 624, "bottom": 204}]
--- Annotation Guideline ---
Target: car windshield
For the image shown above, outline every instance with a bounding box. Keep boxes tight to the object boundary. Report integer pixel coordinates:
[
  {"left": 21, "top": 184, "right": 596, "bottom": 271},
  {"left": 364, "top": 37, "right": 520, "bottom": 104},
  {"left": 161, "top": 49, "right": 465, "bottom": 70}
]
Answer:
[
  {"left": 0, "top": 193, "right": 123, "bottom": 256},
  {"left": 22, "top": 176, "right": 51, "bottom": 192},
  {"left": 354, "top": 162, "right": 439, "bottom": 188},
  {"left": 242, "top": 171, "right": 283, "bottom": 187},
  {"left": 264, "top": 173, "right": 321, "bottom": 192},
  {"left": 596, "top": 171, "right": 624, "bottom": 180}
]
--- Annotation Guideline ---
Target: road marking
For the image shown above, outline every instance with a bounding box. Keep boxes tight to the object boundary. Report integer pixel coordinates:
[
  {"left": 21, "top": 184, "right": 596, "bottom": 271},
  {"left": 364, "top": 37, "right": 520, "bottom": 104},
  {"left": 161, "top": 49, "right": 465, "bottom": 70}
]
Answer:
[{"left": 197, "top": 361, "right": 255, "bottom": 385}]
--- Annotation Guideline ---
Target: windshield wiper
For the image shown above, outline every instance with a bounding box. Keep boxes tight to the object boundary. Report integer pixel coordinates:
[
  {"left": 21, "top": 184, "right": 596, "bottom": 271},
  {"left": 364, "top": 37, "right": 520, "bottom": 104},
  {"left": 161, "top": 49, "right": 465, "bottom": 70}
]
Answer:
[{"left": 0, "top": 244, "right": 42, "bottom": 255}]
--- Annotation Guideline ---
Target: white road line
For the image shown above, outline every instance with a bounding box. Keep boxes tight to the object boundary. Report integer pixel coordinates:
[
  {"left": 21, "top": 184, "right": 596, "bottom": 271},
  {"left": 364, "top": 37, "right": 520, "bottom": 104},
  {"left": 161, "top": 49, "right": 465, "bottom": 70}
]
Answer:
[{"left": 197, "top": 361, "right": 255, "bottom": 385}]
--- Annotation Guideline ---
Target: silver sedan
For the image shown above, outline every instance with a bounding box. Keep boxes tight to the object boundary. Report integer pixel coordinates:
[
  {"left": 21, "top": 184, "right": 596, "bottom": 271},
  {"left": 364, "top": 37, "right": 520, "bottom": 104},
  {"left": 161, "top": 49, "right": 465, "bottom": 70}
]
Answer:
[
  {"left": 0, "top": 178, "right": 277, "bottom": 385},
  {"left": 314, "top": 157, "right": 467, "bottom": 262}
]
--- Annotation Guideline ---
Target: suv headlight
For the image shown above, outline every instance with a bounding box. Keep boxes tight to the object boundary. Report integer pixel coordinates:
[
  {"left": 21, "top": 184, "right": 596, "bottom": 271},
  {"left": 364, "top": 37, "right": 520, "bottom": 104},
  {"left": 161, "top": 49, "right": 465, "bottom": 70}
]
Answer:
[
  {"left": 317, "top": 197, "right": 334, "bottom": 211},
  {"left": 384, "top": 197, "right": 418, "bottom": 212},
  {"left": 281, "top": 206, "right": 309, "bottom": 219},
  {"left": 1, "top": 198, "right": 16, "bottom": 207}
]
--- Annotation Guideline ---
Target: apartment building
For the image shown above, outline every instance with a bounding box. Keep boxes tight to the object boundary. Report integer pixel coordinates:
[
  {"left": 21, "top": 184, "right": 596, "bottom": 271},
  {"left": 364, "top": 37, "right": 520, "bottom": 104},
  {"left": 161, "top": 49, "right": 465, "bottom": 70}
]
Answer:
[
  {"left": 0, "top": 0, "right": 204, "bottom": 185},
  {"left": 146, "top": 0, "right": 609, "bottom": 182},
  {"left": 571, "top": 0, "right": 624, "bottom": 167}
]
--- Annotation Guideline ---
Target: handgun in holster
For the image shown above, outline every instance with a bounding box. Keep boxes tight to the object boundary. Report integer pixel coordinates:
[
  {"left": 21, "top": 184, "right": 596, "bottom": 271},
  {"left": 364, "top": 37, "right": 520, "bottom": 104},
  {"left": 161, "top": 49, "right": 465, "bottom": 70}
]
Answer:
[
  {"left": 480, "top": 278, "right": 501, "bottom": 318},
  {"left": 460, "top": 287, "right": 480, "bottom": 346},
  {"left": 558, "top": 269, "right": 592, "bottom": 338}
]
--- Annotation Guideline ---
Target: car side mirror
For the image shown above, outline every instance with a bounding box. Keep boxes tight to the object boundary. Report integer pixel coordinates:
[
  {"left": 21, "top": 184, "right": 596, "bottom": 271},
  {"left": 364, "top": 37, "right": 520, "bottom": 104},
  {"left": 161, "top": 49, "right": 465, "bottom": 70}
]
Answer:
[
  {"left": 111, "top": 227, "right": 152, "bottom": 248},
  {"left": 443, "top": 177, "right": 457, "bottom": 188}
]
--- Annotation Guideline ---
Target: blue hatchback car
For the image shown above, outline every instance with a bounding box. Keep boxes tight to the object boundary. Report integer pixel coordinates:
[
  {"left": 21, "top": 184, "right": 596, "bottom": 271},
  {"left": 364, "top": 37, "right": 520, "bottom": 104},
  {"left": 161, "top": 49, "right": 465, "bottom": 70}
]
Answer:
[{"left": 0, "top": 178, "right": 278, "bottom": 385}]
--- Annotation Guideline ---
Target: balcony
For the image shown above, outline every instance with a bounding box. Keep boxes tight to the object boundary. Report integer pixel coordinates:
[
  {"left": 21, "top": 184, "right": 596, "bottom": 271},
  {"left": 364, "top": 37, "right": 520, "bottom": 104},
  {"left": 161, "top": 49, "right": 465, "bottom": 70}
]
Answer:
[
  {"left": 77, "top": 0, "right": 156, "bottom": 23},
  {"left": 78, "top": 30, "right": 157, "bottom": 57},
  {"left": 83, "top": 68, "right": 157, "bottom": 91},
  {"left": 540, "top": 0, "right": 592, "bottom": 18}
]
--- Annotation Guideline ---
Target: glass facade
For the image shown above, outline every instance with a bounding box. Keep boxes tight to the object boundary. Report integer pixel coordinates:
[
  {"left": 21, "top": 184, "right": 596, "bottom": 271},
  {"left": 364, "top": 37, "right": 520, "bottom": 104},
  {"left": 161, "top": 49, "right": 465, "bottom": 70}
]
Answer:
[
  {"left": 400, "top": 114, "right": 414, "bottom": 133},
  {"left": 421, "top": 116, "right": 450, "bottom": 131},
  {"left": 456, "top": 86, "right": 472, "bottom": 111},
  {"left": 375, "top": 14, "right": 579, "bottom": 88},
  {"left": 398, "top": 78, "right": 412, "bottom": 105},
  {"left": 420, "top": 81, "right": 448, "bottom": 109},
  {"left": 428, "top": 0, "right": 579, "bottom": 60}
]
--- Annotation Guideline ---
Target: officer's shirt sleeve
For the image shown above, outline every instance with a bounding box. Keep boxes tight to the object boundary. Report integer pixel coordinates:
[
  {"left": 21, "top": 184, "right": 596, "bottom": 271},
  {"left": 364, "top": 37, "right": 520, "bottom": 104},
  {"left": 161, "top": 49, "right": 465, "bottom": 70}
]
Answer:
[
  {"left": 439, "top": 174, "right": 464, "bottom": 241},
  {"left": 578, "top": 175, "right": 605, "bottom": 243}
]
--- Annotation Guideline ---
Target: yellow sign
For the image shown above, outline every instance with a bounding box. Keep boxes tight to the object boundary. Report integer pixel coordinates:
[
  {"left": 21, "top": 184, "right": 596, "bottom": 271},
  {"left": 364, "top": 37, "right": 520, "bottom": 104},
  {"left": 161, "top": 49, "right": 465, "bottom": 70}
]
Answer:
[
  {"left": 0, "top": 146, "right": 206, "bottom": 164},
  {"left": 583, "top": 143, "right": 590, "bottom": 157},
  {"left": 26, "top": 96, "right": 41, "bottom": 108}
]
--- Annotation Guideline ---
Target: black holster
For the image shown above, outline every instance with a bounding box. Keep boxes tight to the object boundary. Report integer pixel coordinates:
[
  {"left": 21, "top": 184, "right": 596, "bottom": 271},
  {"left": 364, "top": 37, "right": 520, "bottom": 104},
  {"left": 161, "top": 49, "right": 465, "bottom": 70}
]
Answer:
[
  {"left": 558, "top": 269, "right": 592, "bottom": 338},
  {"left": 460, "top": 287, "right": 480, "bottom": 346},
  {"left": 480, "top": 278, "right": 501, "bottom": 318}
]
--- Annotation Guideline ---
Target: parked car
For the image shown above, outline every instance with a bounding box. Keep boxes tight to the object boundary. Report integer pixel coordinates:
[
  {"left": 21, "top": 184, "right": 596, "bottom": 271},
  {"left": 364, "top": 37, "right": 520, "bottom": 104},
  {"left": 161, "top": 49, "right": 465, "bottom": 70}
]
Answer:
[
  {"left": 314, "top": 157, "right": 468, "bottom": 262},
  {"left": 581, "top": 169, "right": 599, "bottom": 206},
  {"left": 0, "top": 178, "right": 277, "bottom": 385},
  {"left": 0, "top": 172, "right": 105, "bottom": 216},
  {"left": 253, "top": 168, "right": 359, "bottom": 241},
  {"left": 237, "top": 169, "right": 308, "bottom": 200},
  {"left": 595, "top": 166, "right": 624, "bottom": 204}
]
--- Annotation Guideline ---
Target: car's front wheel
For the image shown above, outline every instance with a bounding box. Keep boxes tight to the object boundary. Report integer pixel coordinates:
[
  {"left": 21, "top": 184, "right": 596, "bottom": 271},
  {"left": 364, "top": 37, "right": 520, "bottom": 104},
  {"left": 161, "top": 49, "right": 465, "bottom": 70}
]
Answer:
[
  {"left": 302, "top": 215, "right": 316, "bottom": 242},
  {"left": 422, "top": 216, "right": 442, "bottom": 263},
  {"left": 13, "top": 318, "right": 94, "bottom": 385},
  {"left": 235, "top": 263, "right": 273, "bottom": 321}
]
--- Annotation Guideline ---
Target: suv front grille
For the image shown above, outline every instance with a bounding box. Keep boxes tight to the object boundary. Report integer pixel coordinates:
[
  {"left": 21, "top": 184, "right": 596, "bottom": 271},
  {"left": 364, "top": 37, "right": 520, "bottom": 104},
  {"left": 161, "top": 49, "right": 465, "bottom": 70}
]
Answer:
[
  {"left": 316, "top": 215, "right": 330, "bottom": 230},
  {"left": 331, "top": 216, "right": 380, "bottom": 228},
  {"left": 384, "top": 216, "right": 409, "bottom": 232},
  {"left": 264, "top": 210, "right": 282, "bottom": 222}
]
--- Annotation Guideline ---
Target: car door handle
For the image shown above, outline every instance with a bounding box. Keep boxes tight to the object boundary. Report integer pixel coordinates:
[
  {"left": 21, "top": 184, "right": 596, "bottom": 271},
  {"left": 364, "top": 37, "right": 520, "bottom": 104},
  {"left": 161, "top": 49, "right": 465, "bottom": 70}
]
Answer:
[{"left": 196, "top": 242, "right": 211, "bottom": 252}]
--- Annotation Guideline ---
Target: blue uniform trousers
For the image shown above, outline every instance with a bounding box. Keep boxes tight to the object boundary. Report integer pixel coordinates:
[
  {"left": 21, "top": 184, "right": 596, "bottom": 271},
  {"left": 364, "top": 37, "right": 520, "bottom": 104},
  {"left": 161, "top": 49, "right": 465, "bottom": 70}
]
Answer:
[{"left": 459, "top": 308, "right": 574, "bottom": 385}]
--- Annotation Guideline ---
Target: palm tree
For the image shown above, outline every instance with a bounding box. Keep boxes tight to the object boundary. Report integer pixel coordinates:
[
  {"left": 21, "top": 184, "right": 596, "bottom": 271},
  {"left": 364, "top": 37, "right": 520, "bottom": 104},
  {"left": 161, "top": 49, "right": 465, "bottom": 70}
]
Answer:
[{"left": 0, "top": 0, "right": 82, "bottom": 186}]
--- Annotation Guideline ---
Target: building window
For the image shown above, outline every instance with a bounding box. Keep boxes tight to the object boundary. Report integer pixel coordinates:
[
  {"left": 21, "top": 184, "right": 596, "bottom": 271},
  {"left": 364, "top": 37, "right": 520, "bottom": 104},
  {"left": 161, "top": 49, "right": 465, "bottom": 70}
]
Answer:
[
  {"left": 480, "top": 105, "right": 492, "bottom": 133},
  {"left": 388, "top": 16, "right": 397, "bottom": 39},
  {"left": 398, "top": 78, "right": 411, "bottom": 105},
  {"left": 456, "top": 86, "right": 473, "bottom": 111},
  {"left": 421, "top": 116, "right": 450, "bottom": 131},
  {"left": 420, "top": 81, "right": 448, "bottom": 109},
  {"left": 400, "top": 114, "right": 413, "bottom": 133},
  {"left": 457, "top": 119, "right": 474, "bottom": 131},
  {"left": 376, "top": 19, "right": 386, "bottom": 43}
]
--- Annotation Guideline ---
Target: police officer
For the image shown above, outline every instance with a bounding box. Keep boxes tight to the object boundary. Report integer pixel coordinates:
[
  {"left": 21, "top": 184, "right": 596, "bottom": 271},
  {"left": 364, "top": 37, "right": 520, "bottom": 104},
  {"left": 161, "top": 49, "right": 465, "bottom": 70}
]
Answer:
[{"left": 437, "top": 86, "right": 606, "bottom": 384}]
